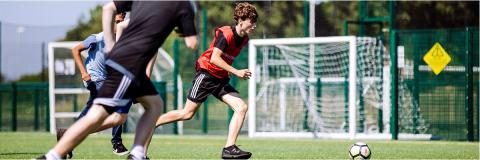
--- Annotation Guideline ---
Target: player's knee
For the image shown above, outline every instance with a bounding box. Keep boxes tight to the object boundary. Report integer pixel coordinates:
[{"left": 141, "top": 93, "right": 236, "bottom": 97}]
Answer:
[
  {"left": 140, "top": 96, "right": 163, "bottom": 114},
  {"left": 81, "top": 115, "right": 104, "bottom": 127},
  {"left": 237, "top": 103, "right": 248, "bottom": 114},
  {"left": 113, "top": 114, "right": 127, "bottom": 125},
  {"left": 181, "top": 111, "right": 195, "bottom": 120},
  {"left": 83, "top": 112, "right": 105, "bottom": 123}
]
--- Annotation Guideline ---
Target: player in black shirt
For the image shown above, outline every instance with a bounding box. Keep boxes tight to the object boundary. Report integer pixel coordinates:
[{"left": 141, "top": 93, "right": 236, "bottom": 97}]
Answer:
[{"left": 36, "top": 1, "right": 197, "bottom": 160}]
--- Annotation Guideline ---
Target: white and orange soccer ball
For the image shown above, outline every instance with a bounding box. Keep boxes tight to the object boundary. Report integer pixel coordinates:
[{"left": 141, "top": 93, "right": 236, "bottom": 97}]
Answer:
[{"left": 349, "top": 142, "right": 371, "bottom": 159}]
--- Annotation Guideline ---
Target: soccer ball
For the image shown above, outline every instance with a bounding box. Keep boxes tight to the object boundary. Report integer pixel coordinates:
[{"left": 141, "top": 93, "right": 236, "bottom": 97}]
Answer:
[{"left": 349, "top": 142, "right": 371, "bottom": 159}]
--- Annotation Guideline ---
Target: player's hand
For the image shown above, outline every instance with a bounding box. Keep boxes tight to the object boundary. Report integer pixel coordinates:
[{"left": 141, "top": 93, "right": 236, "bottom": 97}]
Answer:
[
  {"left": 184, "top": 35, "right": 198, "bottom": 49},
  {"left": 234, "top": 69, "right": 252, "bottom": 80},
  {"left": 105, "top": 45, "right": 113, "bottom": 54},
  {"left": 81, "top": 73, "right": 91, "bottom": 81}
]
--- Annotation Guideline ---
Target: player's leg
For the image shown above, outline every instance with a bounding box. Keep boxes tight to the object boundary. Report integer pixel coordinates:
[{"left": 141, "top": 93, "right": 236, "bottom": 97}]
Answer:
[
  {"left": 55, "top": 81, "right": 96, "bottom": 159},
  {"left": 55, "top": 103, "right": 91, "bottom": 159},
  {"left": 111, "top": 125, "right": 128, "bottom": 156},
  {"left": 128, "top": 95, "right": 163, "bottom": 159},
  {"left": 84, "top": 112, "right": 129, "bottom": 156},
  {"left": 154, "top": 71, "right": 211, "bottom": 127},
  {"left": 215, "top": 84, "right": 251, "bottom": 159},
  {"left": 144, "top": 71, "right": 210, "bottom": 155},
  {"left": 47, "top": 104, "right": 110, "bottom": 159},
  {"left": 155, "top": 99, "right": 202, "bottom": 127},
  {"left": 222, "top": 93, "right": 248, "bottom": 147},
  {"left": 89, "top": 100, "right": 131, "bottom": 132},
  {"left": 94, "top": 112, "right": 127, "bottom": 131},
  {"left": 143, "top": 99, "right": 202, "bottom": 155},
  {"left": 54, "top": 80, "right": 115, "bottom": 159},
  {"left": 110, "top": 101, "right": 132, "bottom": 156}
]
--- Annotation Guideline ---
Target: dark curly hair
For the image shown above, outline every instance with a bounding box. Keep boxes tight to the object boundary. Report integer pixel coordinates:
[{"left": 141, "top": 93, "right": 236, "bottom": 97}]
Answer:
[{"left": 233, "top": 2, "right": 258, "bottom": 24}]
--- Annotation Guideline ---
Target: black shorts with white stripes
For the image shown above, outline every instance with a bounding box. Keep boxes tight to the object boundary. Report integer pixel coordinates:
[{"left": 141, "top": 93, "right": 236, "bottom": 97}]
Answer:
[
  {"left": 94, "top": 65, "right": 157, "bottom": 108},
  {"left": 187, "top": 70, "right": 238, "bottom": 103}
]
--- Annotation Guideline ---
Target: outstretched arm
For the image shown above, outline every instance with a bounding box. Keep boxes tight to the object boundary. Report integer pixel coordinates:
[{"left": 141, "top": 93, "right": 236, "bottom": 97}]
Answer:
[{"left": 102, "top": 2, "right": 116, "bottom": 53}]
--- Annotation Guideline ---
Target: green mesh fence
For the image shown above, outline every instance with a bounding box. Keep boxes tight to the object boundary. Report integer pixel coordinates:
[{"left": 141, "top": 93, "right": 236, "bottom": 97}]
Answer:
[
  {"left": 0, "top": 82, "right": 167, "bottom": 133},
  {"left": 0, "top": 83, "right": 49, "bottom": 132},
  {"left": 396, "top": 28, "right": 479, "bottom": 141}
]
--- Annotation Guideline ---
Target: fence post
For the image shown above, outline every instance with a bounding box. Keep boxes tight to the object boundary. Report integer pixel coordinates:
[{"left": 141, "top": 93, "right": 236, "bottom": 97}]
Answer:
[
  {"left": 201, "top": 9, "right": 208, "bottom": 134},
  {"left": 0, "top": 85, "right": 2, "bottom": 131},
  {"left": 172, "top": 39, "right": 179, "bottom": 135},
  {"left": 11, "top": 83, "right": 16, "bottom": 131},
  {"left": 158, "top": 82, "right": 167, "bottom": 113},
  {"left": 465, "top": 27, "right": 474, "bottom": 141},
  {"left": 303, "top": 0, "right": 309, "bottom": 37},
  {"left": 45, "top": 83, "right": 49, "bottom": 131},
  {"left": 34, "top": 87, "right": 39, "bottom": 131},
  {"left": 389, "top": 30, "right": 398, "bottom": 140}
]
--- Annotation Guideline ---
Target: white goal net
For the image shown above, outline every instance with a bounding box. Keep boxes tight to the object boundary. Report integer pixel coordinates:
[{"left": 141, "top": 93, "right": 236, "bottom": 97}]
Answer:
[{"left": 248, "top": 36, "right": 392, "bottom": 139}]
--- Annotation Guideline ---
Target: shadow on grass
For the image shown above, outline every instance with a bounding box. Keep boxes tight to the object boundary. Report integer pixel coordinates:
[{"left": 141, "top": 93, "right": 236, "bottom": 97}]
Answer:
[{"left": 0, "top": 152, "right": 44, "bottom": 156}]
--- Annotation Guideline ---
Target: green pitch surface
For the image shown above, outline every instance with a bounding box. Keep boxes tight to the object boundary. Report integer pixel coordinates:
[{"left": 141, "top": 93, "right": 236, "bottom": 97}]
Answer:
[{"left": 0, "top": 132, "right": 478, "bottom": 159}]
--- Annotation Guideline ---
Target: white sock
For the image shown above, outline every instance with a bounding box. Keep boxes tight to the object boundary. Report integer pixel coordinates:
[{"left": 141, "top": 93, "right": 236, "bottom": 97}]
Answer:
[
  {"left": 45, "top": 150, "right": 61, "bottom": 160},
  {"left": 130, "top": 144, "right": 145, "bottom": 158}
]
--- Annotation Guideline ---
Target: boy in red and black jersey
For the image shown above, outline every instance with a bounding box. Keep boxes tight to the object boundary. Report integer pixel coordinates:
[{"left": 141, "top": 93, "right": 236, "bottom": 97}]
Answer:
[{"left": 154, "top": 2, "right": 258, "bottom": 159}]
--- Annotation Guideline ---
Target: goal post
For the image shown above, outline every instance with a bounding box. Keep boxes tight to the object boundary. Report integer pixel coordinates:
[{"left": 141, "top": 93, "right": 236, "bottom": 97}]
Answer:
[
  {"left": 248, "top": 36, "right": 394, "bottom": 139},
  {"left": 48, "top": 42, "right": 86, "bottom": 133}
]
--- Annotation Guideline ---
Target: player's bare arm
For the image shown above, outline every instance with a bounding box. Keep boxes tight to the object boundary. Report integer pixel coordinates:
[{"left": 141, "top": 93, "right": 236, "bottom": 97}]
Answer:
[
  {"left": 102, "top": 2, "right": 116, "bottom": 53},
  {"left": 115, "top": 19, "right": 129, "bottom": 42},
  {"left": 184, "top": 35, "right": 198, "bottom": 49},
  {"left": 71, "top": 43, "right": 90, "bottom": 81},
  {"left": 210, "top": 48, "right": 251, "bottom": 79}
]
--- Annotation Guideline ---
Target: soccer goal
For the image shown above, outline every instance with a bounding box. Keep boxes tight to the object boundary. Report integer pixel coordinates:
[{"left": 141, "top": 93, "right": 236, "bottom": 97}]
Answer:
[
  {"left": 48, "top": 42, "right": 183, "bottom": 134},
  {"left": 248, "top": 36, "right": 392, "bottom": 139}
]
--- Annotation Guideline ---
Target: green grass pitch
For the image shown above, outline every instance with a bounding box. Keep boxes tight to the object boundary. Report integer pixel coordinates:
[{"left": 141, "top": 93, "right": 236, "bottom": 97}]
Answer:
[{"left": 0, "top": 132, "right": 477, "bottom": 159}]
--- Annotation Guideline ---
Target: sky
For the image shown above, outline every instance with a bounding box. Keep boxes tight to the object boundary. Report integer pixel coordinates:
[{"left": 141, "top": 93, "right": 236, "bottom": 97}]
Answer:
[{"left": 0, "top": 1, "right": 106, "bottom": 81}]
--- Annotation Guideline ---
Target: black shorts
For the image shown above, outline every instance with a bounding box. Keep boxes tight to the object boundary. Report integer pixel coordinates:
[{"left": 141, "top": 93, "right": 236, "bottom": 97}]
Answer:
[
  {"left": 94, "top": 65, "right": 157, "bottom": 107},
  {"left": 187, "top": 71, "right": 238, "bottom": 103},
  {"left": 94, "top": 1, "right": 195, "bottom": 108}
]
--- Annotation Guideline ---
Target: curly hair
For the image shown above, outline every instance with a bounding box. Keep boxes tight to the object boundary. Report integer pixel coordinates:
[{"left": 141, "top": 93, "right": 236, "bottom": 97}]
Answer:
[{"left": 233, "top": 2, "right": 258, "bottom": 24}]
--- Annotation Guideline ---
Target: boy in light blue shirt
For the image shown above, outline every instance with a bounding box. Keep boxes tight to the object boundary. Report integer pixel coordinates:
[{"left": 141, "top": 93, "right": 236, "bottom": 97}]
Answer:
[{"left": 68, "top": 12, "right": 130, "bottom": 157}]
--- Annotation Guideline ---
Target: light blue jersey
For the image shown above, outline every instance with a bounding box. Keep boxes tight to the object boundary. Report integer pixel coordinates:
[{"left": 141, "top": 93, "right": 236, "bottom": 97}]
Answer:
[{"left": 82, "top": 32, "right": 107, "bottom": 83}]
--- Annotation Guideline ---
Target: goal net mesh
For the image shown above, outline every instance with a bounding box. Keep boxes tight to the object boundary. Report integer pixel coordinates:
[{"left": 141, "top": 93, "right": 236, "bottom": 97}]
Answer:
[{"left": 251, "top": 37, "right": 388, "bottom": 137}]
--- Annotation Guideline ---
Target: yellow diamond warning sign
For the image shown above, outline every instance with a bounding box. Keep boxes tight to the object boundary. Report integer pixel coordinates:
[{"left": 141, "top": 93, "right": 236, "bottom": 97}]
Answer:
[{"left": 423, "top": 42, "right": 451, "bottom": 75}]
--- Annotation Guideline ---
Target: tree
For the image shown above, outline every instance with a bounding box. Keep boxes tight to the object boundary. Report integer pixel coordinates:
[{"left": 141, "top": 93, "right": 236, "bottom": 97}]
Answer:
[
  {"left": 396, "top": 1, "right": 479, "bottom": 29},
  {"left": 16, "top": 68, "right": 48, "bottom": 82},
  {"left": 62, "top": 5, "right": 103, "bottom": 41},
  {"left": 57, "top": 1, "right": 478, "bottom": 82}
]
